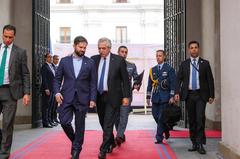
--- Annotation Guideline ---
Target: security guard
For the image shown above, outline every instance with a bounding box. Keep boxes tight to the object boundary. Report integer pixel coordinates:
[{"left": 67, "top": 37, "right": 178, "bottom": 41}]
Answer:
[{"left": 146, "top": 49, "right": 176, "bottom": 144}]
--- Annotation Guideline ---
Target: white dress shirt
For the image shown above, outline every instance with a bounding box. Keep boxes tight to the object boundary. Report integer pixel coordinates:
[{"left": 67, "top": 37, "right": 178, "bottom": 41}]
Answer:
[
  {"left": 98, "top": 53, "right": 110, "bottom": 91},
  {"left": 0, "top": 43, "right": 13, "bottom": 85},
  {"left": 189, "top": 56, "right": 200, "bottom": 90}
]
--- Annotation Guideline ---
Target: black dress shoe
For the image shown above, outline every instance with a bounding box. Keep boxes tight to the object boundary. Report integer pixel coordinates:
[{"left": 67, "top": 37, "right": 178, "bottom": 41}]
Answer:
[
  {"left": 165, "top": 131, "right": 170, "bottom": 140},
  {"left": 71, "top": 150, "right": 80, "bottom": 159},
  {"left": 115, "top": 136, "right": 124, "bottom": 146},
  {"left": 98, "top": 152, "right": 106, "bottom": 159},
  {"left": 50, "top": 122, "right": 58, "bottom": 126},
  {"left": 122, "top": 134, "right": 126, "bottom": 142},
  {"left": 188, "top": 144, "right": 198, "bottom": 151},
  {"left": 107, "top": 142, "right": 117, "bottom": 153},
  {"left": 197, "top": 144, "right": 206, "bottom": 154},
  {"left": 154, "top": 140, "right": 163, "bottom": 144},
  {"left": 43, "top": 124, "right": 53, "bottom": 128},
  {"left": 54, "top": 119, "right": 60, "bottom": 124}
]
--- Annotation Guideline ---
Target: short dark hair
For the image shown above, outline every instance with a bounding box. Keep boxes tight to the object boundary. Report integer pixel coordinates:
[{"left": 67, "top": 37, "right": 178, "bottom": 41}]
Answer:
[
  {"left": 53, "top": 55, "right": 59, "bottom": 59},
  {"left": 3, "top": 24, "right": 16, "bottom": 35},
  {"left": 188, "top": 40, "right": 200, "bottom": 48},
  {"left": 44, "top": 52, "right": 51, "bottom": 59},
  {"left": 117, "top": 45, "right": 128, "bottom": 53},
  {"left": 156, "top": 49, "right": 166, "bottom": 56},
  {"left": 74, "top": 36, "right": 88, "bottom": 45}
]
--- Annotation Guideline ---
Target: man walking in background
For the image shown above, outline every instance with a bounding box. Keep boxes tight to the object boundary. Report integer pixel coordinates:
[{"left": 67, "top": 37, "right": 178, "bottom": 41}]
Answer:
[
  {"left": 174, "top": 41, "right": 215, "bottom": 154},
  {"left": 0, "top": 24, "right": 30, "bottom": 159},
  {"left": 115, "top": 45, "right": 140, "bottom": 146},
  {"left": 54, "top": 36, "right": 97, "bottom": 159}
]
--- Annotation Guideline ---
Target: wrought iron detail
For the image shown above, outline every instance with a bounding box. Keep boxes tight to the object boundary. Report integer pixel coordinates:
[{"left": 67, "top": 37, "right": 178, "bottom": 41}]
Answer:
[
  {"left": 164, "top": 0, "right": 187, "bottom": 127},
  {"left": 32, "top": 0, "right": 50, "bottom": 128}
]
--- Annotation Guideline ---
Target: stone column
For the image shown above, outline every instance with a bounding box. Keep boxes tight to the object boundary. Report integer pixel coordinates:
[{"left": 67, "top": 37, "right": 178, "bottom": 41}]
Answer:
[
  {"left": 201, "top": 0, "right": 221, "bottom": 129},
  {"left": 11, "top": 0, "right": 33, "bottom": 128},
  {"left": 219, "top": 0, "right": 240, "bottom": 158}
]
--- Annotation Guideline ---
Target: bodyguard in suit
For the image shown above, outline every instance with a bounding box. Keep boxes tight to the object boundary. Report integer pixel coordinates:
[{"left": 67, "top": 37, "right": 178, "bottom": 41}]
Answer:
[
  {"left": 146, "top": 50, "right": 176, "bottom": 144},
  {"left": 0, "top": 24, "right": 30, "bottom": 158},
  {"left": 51, "top": 54, "right": 60, "bottom": 124},
  {"left": 115, "top": 45, "right": 140, "bottom": 146},
  {"left": 41, "top": 53, "right": 56, "bottom": 128},
  {"left": 91, "top": 38, "right": 130, "bottom": 159},
  {"left": 174, "top": 41, "right": 215, "bottom": 154},
  {"left": 53, "top": 36, "right": 97, "bottom": 159}
]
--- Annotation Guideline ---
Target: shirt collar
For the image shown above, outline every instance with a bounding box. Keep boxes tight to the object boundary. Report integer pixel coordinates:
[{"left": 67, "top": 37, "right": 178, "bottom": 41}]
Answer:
[
  {"left": 158, "top": 62, "right": 164, "bottom": 68},
  {"left": 101, "top": 52, "right": 110, "bottom": 61},
  {"left": 72, "top": 52, "right": 83, "bottom": 60},
  {"left": 1, "top": 43, "right": 13, "bottom": 50},
  {"left": 190, "top": 56, "right": 199, "bottom": 63}
]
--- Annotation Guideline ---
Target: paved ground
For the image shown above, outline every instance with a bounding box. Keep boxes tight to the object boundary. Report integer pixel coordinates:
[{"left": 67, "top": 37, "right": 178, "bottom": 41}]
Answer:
[{"left": 11, "top": 113, "right": 224, "bottom": 159}]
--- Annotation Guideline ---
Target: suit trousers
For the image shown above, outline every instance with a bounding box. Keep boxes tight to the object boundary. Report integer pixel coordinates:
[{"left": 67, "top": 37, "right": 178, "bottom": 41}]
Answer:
[
  {"left": 41, "top": 92, "right": 51, "bottom": 125},
  {"left": 115, "top": 97, "right": 132, "bottom": 138},
  {"left": 59, "top": 93, "right": 87, "bottom": 153},
  {"left": 0, "top": 87, "right": 17, "bottom": 159},
  {"left": 186, "top": 90, "right": 206, "bottom": 145},
  {"left": 97, "top": 92, "right": 119, "bottom": 153},
  {"left": 152, "top": 103, "right": 168, "bottom": 142}
]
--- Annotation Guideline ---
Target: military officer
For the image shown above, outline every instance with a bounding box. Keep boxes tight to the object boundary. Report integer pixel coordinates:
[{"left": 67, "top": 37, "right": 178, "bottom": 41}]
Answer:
[
  {"left": 146, "top": 49, "right": 176, "bottom": 144},
  {"left": 115, "top": 45, "right": 140, "bottom": 146}
]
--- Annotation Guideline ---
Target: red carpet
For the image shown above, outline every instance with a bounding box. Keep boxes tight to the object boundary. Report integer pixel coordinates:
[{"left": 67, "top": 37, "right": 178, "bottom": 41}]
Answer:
[
  {"left": 169, "top": 129, "right": 221, "bottom": 138},
  {"left": 10, "top": 130, "right": 221, "bottom": 159}
]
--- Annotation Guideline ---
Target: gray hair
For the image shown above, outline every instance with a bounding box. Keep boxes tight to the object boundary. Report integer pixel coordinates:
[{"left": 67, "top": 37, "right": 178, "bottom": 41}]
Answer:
[{"left": 98, "top": 37, "right": 112, "bottom": 48}]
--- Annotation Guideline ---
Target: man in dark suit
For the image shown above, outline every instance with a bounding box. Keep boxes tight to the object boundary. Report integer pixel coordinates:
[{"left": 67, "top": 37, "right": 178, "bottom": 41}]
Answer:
[
  {"left": 41, "top": 53, "right": 56, "bottom": 128},
  {"left": 0, "top": 24, "right": 30, "bottom": 158},
  {"left": 91, "top": 38, "right": 130, "bottom": 159},
  {"left": 51, "top": 54, "right": 60, "bottom": 124},
  {"left": 174, "top": 41, "right": 215, "bottom": 155},
  {"left": 53, "top": 36, "right": 97, "bottom": 159}
]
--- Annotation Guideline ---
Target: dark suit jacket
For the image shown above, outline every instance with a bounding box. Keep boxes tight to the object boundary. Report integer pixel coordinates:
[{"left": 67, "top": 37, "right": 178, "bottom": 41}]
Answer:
[
  {"left": 53, "top": 55, "right": 97, "bottom": 107},
  {"left": 0, "top": 43, "right": 30, "bottom": 100},
  {"left": 91, "top": 53, "right": 130, "bottom": 107},
  {"left": 41, "top": 63, "right": 55, "bottom": 92},
  {"left": 175, "top": 58, "right": 214, "bottom": 102}
]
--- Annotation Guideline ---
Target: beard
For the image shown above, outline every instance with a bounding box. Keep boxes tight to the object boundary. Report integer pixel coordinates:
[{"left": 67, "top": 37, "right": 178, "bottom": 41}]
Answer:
[{"left": 75, "top": 50, "right": 85, "bottom": 57}]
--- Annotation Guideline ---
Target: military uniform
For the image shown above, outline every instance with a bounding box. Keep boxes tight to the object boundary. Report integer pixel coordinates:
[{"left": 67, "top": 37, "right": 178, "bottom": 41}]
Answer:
[
  {"left": 146, "top": 62, "right": 176, "bottom": 142},
  {"left": 115, "top": 60, "right": 138, "bottom": 142}
]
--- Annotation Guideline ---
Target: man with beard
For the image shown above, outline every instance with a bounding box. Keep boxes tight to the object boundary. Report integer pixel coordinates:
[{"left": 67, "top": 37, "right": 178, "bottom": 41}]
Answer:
[{"left": 53, "top": 36, "right": 97, "bottom": 159}]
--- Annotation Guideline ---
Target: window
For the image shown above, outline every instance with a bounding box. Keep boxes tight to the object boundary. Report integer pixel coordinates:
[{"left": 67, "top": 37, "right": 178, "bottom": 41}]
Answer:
[
  {"left": 57, "top": 0, "right": 71, "bottom": 4},
  {"left": 116, "top": 26, "right": 128, "bottom": 43},
  {"left": 60, "top": 27, "right": 71, "bottom": 43},
  {"left": 115, "top": 0, "right": 127, "bottom": 3}
]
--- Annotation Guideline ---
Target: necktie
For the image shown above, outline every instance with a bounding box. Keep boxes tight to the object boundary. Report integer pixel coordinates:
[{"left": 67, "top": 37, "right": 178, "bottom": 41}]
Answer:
[
  {"left": 192, "top": 59, "right": 197, "bottom": 90},
  {"left": 0, "top": 46, "right": 8, "bottom": 86},
  {"left": 98, "top": 58, "right": 106, "bottom": 94}
]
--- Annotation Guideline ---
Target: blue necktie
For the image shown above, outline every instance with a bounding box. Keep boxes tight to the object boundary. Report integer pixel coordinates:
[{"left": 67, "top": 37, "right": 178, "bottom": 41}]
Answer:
[
  {"left": 192, "top": 59, "right": 197, "bottom": 90},
  {"left": 98, "top": 58, "right": 106, "bottom": 94},
  {"left": 0, "top": 46, "right": 8, "bottom": 86}
]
